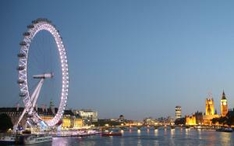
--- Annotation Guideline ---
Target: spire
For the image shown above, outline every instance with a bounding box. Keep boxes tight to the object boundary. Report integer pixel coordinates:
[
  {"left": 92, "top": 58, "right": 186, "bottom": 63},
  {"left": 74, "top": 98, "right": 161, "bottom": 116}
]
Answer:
[
  {"left": 222, "top": 90, "right": 226, "bottom": 100},
  {"left": 49, "top": 99, "right": 54, "bottom": 108}
]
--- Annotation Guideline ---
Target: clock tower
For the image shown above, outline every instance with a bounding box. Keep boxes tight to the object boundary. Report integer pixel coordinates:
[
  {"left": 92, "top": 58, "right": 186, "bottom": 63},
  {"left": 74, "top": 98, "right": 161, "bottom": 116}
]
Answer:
[{"left": 220, "top": 91, "right": 228, "bottom": 117}]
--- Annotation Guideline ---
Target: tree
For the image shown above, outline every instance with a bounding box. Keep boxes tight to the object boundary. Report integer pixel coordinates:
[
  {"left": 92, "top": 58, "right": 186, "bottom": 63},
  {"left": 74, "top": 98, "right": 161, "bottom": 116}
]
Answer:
[
  {"left": 0, "top": 113, "right": 13, "bottom": 132},
  {"left": 174, "top": 118, "right": 185, "bottom": 125},
  {"left": 219, "top": 117, "right": 227, "bottom": 126},
  {"left": 211, "top": 117, "right": 219, "bottom": 125}
]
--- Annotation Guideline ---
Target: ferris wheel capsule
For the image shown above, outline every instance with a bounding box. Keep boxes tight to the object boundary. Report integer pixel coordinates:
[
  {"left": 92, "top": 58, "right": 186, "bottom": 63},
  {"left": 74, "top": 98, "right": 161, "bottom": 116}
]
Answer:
[
  {"left": 20, "top": 41, "right": 27, "bottom": 46},
  {"left": 17, "top": 53, "right": 26, "bottom": 58},
  {"left": 27, "top": 25, "right": 34, "bottom": 29},
  {"left": 17, "top": 79, "right": 25, "bottom": 84},
  {"left": 23, "top": 32, "right": 30, "bottom": 36},
  {"left": 17, "top": 66, "right": 25, "bottom": 70}
]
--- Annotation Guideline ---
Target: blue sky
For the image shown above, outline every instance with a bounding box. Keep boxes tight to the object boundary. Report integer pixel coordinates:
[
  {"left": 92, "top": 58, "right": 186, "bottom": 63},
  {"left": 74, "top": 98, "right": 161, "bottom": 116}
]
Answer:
[{"left": 1, "top": 1, "right": 234, "bottom": 120}]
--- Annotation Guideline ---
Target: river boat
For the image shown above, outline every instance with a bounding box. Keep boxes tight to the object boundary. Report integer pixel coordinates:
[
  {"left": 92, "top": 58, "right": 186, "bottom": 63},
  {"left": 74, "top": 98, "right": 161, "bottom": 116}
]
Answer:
[
  {"left": 216, "top": 127, "right": 233, "bottom": 133},
  {"left": 101, "top": 130, "right": 122, "bottom": 137},
  {"left": 0, "top": 135, "right": 16, "bottom": 145},
  {"left": 23, "top": 134, "right": 52, "bottom": 145},
  {"left": 0, "top": 134, "right": 24, "bottom": 145},
  {"left": 52, "top": 129, "right": 100, "bottom": 137}
]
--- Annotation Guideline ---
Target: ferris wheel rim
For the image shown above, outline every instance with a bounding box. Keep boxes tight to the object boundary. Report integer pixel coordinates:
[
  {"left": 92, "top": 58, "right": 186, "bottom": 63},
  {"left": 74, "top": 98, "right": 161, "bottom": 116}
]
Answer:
[{"left": 17, "top": 18, "right": 69, "bottom": 127}]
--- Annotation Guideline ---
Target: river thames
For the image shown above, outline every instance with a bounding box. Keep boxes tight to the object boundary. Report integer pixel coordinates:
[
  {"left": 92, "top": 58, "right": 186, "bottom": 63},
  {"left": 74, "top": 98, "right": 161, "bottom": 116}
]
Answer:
[{"left": 35, "top": 127, "right": 234, "bottom": 146}]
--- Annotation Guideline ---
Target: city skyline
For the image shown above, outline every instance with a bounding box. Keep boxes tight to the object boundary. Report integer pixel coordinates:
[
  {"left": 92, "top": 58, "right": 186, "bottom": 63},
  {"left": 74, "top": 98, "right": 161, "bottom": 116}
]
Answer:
[{"left": 1, "top": 1, "right": 234, "bottom": 120}]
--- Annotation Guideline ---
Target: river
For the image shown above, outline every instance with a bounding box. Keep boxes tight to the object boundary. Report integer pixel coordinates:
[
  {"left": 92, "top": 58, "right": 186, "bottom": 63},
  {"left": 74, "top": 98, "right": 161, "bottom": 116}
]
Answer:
[{"left": 23, "top": 127, "right": 234, "bottom": 146}]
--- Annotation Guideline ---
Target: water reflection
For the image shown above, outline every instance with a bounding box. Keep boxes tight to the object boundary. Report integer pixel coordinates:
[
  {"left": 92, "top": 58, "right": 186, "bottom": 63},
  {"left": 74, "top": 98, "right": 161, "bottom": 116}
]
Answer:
[
  {"left": 197, "top": 129, "right": 202, "bottom": 140},
  {"left": 147, "top": 128, "right": 150, "bottom": 133},
  {"left": 185, "top": 128, "right": 189, "bottom": 135},
  {"left": 129, "top": 128, "right": 132, "bottom": 133},
  {"left": 219, "top": 132, "right": 232, "bottom": 145},
  {"left": 170, "top": 128, "right": 175, "bottom": 136},
  {"left": 52, "top": 137, "right": 71, "bottom": 146},
  {"left": 154, "top": 129, "right": 158, "bottom": 136},
  {"left": 206, "top": 131, "right": 217, "bottom": 146},
  {"left": 120, "top": 135, "right": 125, "bottom": 146},
  {"left": 137, "top": 129, "right": 141, "bottom": 134},
  {"left": 49, "top": 128, "right": 234, "bottom": 146}
]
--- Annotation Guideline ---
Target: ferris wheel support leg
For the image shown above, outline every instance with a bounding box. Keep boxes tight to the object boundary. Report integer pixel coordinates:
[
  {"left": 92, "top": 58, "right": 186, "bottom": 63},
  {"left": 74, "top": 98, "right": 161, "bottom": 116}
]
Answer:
[
  {"left": 14, "top": 107, "right": 28, "bottom": 132},
  {"left": 28, "top": 78, "right": 45, "bottom": 115}
]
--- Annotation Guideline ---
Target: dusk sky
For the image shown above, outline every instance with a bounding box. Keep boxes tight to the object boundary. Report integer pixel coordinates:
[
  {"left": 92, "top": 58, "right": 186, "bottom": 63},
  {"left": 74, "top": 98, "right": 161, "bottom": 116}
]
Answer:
[{"left": 1, "top": 1, "right": 234, "bottom": 120}]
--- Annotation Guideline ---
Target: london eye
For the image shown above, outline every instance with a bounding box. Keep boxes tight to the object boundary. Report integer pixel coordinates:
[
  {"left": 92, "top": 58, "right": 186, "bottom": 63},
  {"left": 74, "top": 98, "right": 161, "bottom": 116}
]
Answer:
[{"left": 16, "top": 18, "right": 69, "bottom": 129}]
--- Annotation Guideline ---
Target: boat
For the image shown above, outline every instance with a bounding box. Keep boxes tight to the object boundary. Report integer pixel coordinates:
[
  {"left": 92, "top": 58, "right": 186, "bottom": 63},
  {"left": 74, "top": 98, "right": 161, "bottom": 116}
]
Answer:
[
  {"left": 0, "top": 134, "right": 24, "bottom": 145},
  {"left": 52, "top": 129, "right": 100, "bottom": 137},
  {"left": 216, "top": 127, "right": 233, "bottom": 133},
  {"left": 23, "top": 134, "right": 52, "bottom": 145},
  {"left": 101, "top": 130, "right": 122, "bottom": 137},
  {"left": 0, "top": 135, "right": 16, "bottom": 145}
]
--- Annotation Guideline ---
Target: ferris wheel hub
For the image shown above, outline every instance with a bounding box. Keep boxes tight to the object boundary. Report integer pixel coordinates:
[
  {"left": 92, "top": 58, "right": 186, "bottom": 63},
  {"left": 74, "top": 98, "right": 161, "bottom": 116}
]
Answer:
[{"left": 33, "top": 73, "right": 54, "bottom": 79}]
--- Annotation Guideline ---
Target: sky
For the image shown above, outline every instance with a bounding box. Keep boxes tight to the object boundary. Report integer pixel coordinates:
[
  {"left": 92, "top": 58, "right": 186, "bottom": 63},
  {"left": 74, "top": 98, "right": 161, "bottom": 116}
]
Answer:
[{"left": 1, "top": 1, "right": 234, "bottom": 120}]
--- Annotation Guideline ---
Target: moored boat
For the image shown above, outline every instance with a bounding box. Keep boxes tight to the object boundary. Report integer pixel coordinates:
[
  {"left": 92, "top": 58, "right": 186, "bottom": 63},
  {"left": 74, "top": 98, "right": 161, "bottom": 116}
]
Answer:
[
  {"left": 24, "top": 134, "right": 52, "bottom": 145},
  {"left": 52, "top": 129, "right": 100, "bottom": 137},
  {"left": 0, "top": 135, "right": 16, "bottom": 145},
  {"left": 0, "top": 134, "right": 24, "bottom": 145},
  {"left": 216, "top": 127, "right": 233, "bottom": 132},
  {"left": 101, "top": 131, "right": 122, "bottom": 137}
]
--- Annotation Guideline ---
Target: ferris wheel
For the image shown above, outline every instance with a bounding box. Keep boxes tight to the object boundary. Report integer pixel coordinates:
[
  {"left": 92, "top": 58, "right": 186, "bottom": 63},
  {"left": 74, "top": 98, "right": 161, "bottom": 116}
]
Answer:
[{"left": 16, "top": 18, "right": 69, "bottom": 128}]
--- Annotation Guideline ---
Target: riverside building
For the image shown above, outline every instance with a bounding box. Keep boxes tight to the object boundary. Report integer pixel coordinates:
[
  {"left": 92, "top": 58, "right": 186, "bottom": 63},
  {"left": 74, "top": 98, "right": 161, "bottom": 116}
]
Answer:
[
  {"left": 73, "top": 109, "right": 98, "bottom": 125},
  {"left": 186, "top": 91, "right": 229, "bottom": 126},
  {"left": 0, "top": 107, "right": 83, "bottom": 129}
]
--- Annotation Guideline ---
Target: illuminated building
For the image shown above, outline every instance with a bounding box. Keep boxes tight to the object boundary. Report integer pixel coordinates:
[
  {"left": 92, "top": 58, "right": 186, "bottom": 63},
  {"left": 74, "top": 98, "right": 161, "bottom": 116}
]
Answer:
[
  {"left": 205, "top": 98, "right": 215, "bottom": 115},
  {"left": 185, "top": 112, "right": 203, "bottom": 126},
  {"left": 185, "top": 115, "right": 196, "bottom": 125},
  {"left": 144, "top": 117, "right": 157, "bottom": 125},
  {"left": 203, "top": 97, "right": 219, "bottom": 125},
  {"left": 73, "top": 118, "right": 83, "bottom": 128},
  {"left": 186, "top": 95, "right": 220, "bottom": 126},
  {"left": 220, "top": 91, "right": 228, "bottom": 117},
  {"left": 0, "top": 107, "right": 83, "bottom": 129},
  {"left": 175, "top": 106, "right": 182, "bottom": 119},
  {"left": 74, "top": 109, "right": 98, "bottom": 124},
  {"left": 59, "top": 110, "right": 83, "bottom": 129}
]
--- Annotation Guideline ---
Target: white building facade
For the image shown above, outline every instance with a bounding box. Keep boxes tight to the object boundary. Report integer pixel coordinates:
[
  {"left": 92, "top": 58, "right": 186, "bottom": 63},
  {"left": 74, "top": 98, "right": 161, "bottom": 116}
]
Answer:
[{"left": 74, "top": 109, "right": 98, "bottom": 123}]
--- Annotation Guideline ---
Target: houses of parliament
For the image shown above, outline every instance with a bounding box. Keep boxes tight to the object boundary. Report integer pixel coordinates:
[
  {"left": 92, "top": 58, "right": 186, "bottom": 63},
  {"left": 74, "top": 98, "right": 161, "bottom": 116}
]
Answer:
[{"left": 185, "top": 91, "right": 229, "bottom": 125}]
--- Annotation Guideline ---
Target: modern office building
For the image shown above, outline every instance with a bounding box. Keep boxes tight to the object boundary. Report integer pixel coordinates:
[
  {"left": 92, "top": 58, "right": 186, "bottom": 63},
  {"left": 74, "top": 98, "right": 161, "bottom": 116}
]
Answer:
[{"left": 175, "top": 106, "right": 182, "bottom": 119}]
